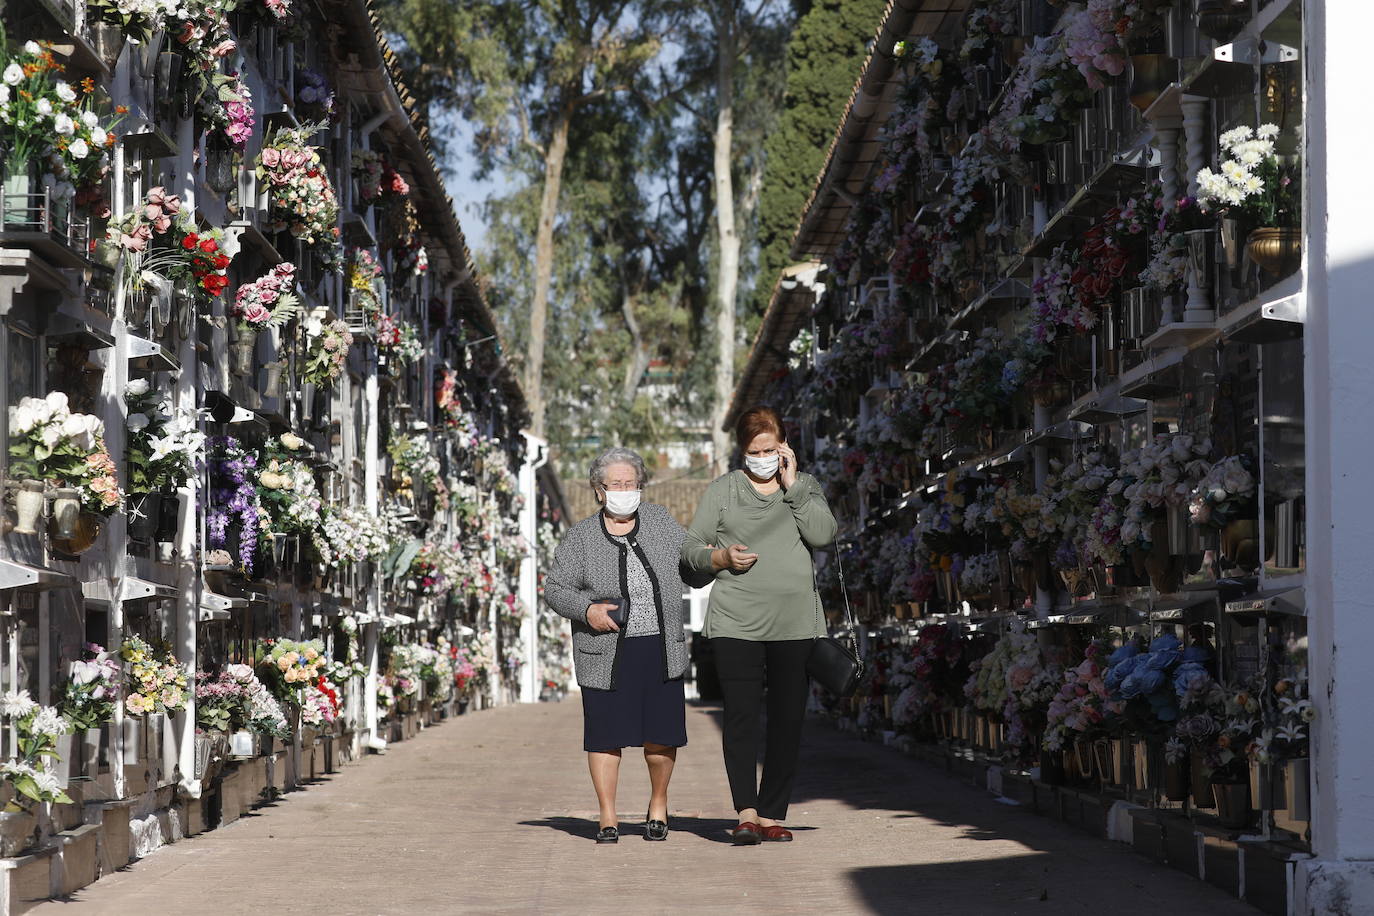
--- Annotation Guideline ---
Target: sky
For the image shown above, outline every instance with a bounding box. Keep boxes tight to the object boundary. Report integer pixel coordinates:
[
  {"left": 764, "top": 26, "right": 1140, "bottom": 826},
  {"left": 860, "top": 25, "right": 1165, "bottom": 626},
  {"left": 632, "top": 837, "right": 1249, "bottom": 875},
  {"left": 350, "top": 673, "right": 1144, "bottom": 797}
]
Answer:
[{"left": 436, "top": 113, "right": 502, "bottom": 253}]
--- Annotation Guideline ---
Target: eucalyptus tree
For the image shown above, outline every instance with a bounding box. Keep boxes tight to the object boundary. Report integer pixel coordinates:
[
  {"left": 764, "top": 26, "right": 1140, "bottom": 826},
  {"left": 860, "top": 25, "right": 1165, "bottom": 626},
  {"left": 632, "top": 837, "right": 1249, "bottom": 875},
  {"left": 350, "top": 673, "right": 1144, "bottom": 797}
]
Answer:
[{"left": 377, "top": 0, "right": 671, "bottom": 437}]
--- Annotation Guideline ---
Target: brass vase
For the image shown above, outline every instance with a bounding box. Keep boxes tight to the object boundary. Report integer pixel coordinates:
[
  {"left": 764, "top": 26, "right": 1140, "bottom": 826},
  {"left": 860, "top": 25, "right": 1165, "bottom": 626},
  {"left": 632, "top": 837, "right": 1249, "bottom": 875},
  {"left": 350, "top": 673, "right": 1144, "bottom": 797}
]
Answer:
[{"left": 1245, "top": 226, "right": 1302, "bottom": 277}]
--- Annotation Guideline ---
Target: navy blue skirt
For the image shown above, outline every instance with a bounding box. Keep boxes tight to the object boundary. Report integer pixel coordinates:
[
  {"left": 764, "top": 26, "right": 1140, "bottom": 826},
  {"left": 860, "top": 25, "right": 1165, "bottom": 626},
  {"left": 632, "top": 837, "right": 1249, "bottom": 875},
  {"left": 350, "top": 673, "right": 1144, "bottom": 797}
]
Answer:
[{"left": 581, "top": 635, "right": 687, "bottom": 752}]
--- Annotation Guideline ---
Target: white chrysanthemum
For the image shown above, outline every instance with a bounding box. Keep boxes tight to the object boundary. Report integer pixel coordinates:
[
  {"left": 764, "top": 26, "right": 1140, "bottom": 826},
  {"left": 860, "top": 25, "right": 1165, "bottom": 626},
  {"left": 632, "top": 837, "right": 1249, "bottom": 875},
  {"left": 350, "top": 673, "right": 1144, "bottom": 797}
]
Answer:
[
  {"left": 31, "top": 707, "right": 71, "bottom": 737},
  {"left": 0, "top": 690, "right": 38, "bottom": 719},
  {"left": 1256, "top": 123, "right": 1280, "bottom": 140},
  {"left": 1219, "top": 125, "right": 1253, "bottom": 151}
]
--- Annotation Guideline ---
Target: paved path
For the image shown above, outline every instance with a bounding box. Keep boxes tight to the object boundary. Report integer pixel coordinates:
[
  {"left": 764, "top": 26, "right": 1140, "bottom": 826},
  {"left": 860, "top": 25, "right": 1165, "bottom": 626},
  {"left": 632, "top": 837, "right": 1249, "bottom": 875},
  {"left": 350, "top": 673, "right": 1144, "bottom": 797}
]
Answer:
[{"left": 35, "top": 702, "right": 1255, "bottom": 915}]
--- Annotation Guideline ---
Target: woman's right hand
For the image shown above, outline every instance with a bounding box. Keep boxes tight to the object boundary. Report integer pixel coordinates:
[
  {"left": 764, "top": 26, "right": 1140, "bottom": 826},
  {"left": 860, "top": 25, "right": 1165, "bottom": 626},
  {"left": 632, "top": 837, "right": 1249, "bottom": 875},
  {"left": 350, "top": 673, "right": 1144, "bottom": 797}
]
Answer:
[
  {"left": 586, "top": 602, "right": 621, "bottom": 632},
  {"left": 712, "top": 544, "right": 758, "bottom": 573}
]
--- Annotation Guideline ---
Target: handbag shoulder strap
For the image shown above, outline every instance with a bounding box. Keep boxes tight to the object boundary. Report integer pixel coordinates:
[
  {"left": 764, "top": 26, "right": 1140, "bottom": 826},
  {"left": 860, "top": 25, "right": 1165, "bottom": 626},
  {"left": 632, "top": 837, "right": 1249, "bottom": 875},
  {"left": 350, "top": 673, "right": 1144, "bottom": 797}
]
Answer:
[{"left": 834, "top": 547, "right": 857, "bottom": 633}]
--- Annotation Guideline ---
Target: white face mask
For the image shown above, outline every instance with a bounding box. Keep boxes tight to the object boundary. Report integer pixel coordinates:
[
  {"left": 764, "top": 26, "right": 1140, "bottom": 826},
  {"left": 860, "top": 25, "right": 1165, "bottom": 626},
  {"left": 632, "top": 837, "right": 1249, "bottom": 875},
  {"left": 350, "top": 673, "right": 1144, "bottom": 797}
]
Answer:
[
  {"left": 603, "top": 489, "right": 641, "bottom": 518},
  {"left": 745, "top": 454, "right": 780, "bottom": 479}
]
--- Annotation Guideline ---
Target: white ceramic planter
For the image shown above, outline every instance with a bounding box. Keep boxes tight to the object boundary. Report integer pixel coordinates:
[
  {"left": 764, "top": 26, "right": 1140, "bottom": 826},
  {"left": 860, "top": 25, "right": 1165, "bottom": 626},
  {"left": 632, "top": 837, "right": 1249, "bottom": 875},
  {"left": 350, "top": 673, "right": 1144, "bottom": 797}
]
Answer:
[
  {"left": 49, "top": 488, "right": 81, "bottom": 539},
  {"left": 12, "top": 479, "right": 44, "bottom": 534}
]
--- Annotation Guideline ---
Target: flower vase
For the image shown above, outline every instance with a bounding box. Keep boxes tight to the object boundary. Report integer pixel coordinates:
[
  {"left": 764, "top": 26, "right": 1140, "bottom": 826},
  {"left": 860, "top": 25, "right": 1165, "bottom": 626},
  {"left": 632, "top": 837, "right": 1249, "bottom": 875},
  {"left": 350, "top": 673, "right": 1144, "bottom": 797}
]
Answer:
[
  {"left": 1219, "top": 217, "right": 1248, "bottom": 271},
  {"left": 0, "top": 809, "right": 37, "bottom": 857},
  {"left": 1189, "top": 752, "right": 1215, "bottom": 808},
  {"left": 231, "top": 328, "right": 257, "bottom": 377},
  {"left": 2, "top": 163, "right": 36, "bottom": 229},
  {"left": 127, "top": 492, "right": 161, "bottom": 542},
  {"left": 88, "top": 20, "right": 128, "bottom": 70},
  {"left": 155, "top": 491, "right": 181, "bottom": 543},
  {"left": 1039, "top": 749, "right": 1065, "bottom": 786},
  {"left": 1286, "top": 758, "right": 1311, "bottom": 822},
  {"left": 1212, "top": 782, "right": 1251, "bottom": 829},
  {"left": 261, "top": 362, "right": 284, "bottom": 400},
  {"left": 299, "top": 381, "right": 316, "bottom": 423},
  {"left": 1164, "top": 756, "right": 1190, "bottom": 801},
  {"left": 1195, "top": 0, "right": 1250, "bottom": 42},
  {"left": 1131, "top": 739, "right": 1155, "bottom": 790},
  {"left": 1220, "top": 517, "right": 1266, "bottom": 571},
  {"left": 49, "top": 488, "right": 82, "bottom": 539},
  {"left": 51, "top": 731, "right": 75, "bottom": 790},
  {"left": 229, "top": 729, "right": 255, "bottom": 757},
  {"left": 51, "top": 511, "right": 104, "bottom": 557},
  {"left": 12, "top": 479, "right": 45, "bottom": 535},
  {"left": 81, "top": 728, "right": 102, "bottom": 779},
  {"left": 1128, "top": 53, "right": 1177, "bottom": 112},
  {"left": 1249, "top": 758, "right": 1286, "bottom": 811},
  {"left": 206, "top": 135, "right": 236, "bottom": 195},
  {"left": 1245, "top": 227, "right": 1302, "bottom": 277}
]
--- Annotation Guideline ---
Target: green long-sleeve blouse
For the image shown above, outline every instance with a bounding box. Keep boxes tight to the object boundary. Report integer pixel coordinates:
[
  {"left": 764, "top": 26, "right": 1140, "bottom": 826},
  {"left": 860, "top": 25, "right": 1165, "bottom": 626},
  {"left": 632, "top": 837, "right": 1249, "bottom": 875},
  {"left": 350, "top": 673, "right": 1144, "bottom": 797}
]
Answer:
[{"left": 681, "top": 470, "right": 838, "bottom": 641}]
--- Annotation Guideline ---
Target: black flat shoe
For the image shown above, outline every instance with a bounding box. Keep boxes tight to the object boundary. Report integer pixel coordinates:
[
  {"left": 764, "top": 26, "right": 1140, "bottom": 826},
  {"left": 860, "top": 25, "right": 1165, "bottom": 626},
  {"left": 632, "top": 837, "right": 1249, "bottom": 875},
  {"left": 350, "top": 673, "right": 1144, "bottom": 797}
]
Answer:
[
  {"left": 596, "top": 826, "right": 619, "bottom": 844},
  {"left": 644, "top": 811, "right": 668, "bottom": 841}
]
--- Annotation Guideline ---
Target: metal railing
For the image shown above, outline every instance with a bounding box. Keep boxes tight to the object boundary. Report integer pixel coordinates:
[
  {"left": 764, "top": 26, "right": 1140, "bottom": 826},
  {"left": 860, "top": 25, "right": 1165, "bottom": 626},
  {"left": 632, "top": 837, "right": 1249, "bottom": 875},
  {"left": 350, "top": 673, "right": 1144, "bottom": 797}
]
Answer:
[{"left": 0, "top": 184, "right": 91, "bottom": 256}]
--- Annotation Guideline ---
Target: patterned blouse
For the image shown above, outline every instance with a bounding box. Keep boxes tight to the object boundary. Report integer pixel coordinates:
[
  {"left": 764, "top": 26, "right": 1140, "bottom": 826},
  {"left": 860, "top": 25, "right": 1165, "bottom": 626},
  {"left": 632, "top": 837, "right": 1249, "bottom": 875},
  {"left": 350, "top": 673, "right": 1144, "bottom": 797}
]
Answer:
[{"left": 610, "top": 532, "right": 661, "bottom": 637}]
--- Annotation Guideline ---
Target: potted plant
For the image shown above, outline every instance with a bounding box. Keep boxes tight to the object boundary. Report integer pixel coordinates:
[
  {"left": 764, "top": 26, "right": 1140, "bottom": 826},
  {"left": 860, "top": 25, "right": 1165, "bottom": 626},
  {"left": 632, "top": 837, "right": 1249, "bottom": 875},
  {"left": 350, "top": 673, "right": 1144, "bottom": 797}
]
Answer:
[
  {"left": 56, "top": 645, "right": 121, "bottom": 783},
  {"left": 1196, "top": 124, "right": 1300, "bottom": 276}
]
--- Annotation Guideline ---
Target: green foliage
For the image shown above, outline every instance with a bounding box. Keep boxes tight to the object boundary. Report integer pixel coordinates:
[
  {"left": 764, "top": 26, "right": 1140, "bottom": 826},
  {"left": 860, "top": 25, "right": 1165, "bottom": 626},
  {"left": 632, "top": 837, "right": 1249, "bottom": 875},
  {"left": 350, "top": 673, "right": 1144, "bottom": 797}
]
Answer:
[{"left": 751, "top": 0, "right": 885, "bottom": 329}]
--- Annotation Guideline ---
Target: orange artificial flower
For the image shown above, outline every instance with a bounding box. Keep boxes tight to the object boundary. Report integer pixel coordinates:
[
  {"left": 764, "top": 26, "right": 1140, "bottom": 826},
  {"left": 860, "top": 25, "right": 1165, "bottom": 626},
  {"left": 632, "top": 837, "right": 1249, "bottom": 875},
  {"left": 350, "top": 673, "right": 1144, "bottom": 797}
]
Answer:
[{"left": 81, "top": 77, "right": 95, "bottom": 93}]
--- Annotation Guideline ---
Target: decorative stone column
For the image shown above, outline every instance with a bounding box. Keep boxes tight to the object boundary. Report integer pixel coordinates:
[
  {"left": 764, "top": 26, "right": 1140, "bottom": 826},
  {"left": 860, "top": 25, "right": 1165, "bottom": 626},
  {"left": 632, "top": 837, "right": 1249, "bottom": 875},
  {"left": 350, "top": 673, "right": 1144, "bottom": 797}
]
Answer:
[{"left": 1179, "top": 96, "right": 1215, "bottom": 323}]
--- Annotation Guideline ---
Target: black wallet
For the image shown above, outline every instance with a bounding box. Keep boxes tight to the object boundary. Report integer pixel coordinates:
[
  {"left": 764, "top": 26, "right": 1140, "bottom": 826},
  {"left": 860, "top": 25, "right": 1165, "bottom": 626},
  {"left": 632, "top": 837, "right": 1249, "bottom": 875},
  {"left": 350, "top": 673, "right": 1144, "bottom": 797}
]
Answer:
[{"left": 596, "top": 597, "right": 629, "bottom": 627}]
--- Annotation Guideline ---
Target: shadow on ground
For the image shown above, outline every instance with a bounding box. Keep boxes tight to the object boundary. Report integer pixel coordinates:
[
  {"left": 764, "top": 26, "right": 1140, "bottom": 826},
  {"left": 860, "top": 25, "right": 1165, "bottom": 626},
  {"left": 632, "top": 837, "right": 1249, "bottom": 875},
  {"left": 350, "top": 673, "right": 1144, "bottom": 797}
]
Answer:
[{"left": 518, "top": 815, "right": 743, "bottom": 844}]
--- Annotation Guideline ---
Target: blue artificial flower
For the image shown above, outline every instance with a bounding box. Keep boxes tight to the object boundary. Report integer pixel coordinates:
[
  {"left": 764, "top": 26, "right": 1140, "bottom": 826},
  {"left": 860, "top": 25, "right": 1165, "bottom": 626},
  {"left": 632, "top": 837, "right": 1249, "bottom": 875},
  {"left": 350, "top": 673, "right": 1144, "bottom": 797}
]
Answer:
[
  {"left": 1143, "top": 649, "right": 1177, "bottom": 671},
  {"left": 1122, "top": 667, "right": 1165, "bottom": 699},
  {"left": 1108, "top": 642, "right": 1141, "bottom": 666},
  {"left": 1149, "top": 633, "right": 1182, "bottom": 654},
  {"left": 1181, "top": 645, "right": 1212, "bottom": 663},
  {"left": 1172, "top": 661, "right": 1209, "bottom": 699},
  {"left": 1104, "top": 654, "right": 1141, "bottom": 691}
]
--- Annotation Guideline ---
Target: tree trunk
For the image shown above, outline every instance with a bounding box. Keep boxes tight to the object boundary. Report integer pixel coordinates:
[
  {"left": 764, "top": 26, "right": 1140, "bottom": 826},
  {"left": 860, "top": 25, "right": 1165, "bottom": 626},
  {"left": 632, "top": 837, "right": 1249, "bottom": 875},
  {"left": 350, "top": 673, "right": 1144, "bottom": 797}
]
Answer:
[
  {"left": 711, "top": 11, "right": 739, "bottom": 472},
  {"left": 620, "top": 284, "right": 650, "bottom": 407},
  {"left": 525, "top": 105, "right": 572, "bottom": 438}
]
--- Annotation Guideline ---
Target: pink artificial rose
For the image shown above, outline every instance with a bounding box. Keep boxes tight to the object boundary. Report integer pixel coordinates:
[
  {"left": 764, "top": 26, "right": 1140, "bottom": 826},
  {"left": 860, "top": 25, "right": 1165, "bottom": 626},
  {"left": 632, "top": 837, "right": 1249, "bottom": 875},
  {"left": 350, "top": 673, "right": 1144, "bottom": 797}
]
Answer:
[
  {"left": 144, "top": 204, "right": 162, "bottom": 221},
  {"left": 152, "top": 214, "right": 171, "bottom": 233},
  {"left": 163, "top": 194, "right": 182, "bottom": 215},
  {"left": 260, "top": 148, "right": 281, "bottom": 168},
  {"left": 212, "top": 40, "right": 237, "bottom": 58},
  {"left": 283, "top": 149, "right": 309, "bottom": 170},
  {"left": 239, "top": 301, "right": 272, "bottom": 325},
  {"left": 145, "top": 186, "right": 167, "bottom": 206}
]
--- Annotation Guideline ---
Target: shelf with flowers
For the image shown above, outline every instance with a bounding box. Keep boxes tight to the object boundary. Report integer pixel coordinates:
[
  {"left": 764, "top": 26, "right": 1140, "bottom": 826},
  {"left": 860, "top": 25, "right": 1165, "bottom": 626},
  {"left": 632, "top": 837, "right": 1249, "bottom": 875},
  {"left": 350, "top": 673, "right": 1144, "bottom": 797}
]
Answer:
[
  {"left": 299, "top": 311, "right": 354, "bottom": 395},
  {"left": 344, "top": 247, "right": 384, "bottom": 331},
  {"left": 7, "top": 391, "right": 123, "bottom": 551},
  {"left": 119, "top": 633, "right": 189, "bottom": 764},
  {"left": 124, "top": 378, "right": 205, "bottom": 544},
  {"left": 375, "top": 313, "right": 424, "bottom": 370},
  {"left": 1, "top": 34, "right": 122, "bottom": 246},
  {"left": 254, "top": 638, "right": 331, "bottom": 732}
]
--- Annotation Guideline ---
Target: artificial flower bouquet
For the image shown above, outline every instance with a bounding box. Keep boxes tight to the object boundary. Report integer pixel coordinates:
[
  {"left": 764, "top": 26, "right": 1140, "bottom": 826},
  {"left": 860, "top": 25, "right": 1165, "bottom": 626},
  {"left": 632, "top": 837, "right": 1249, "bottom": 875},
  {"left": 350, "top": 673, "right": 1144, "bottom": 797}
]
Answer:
[
  {"left": 256, "top": 433, "right": 322, "bottom": 536},
  {"left": 376, "top": 314, "right": 424, "bottom": 363},
  {"left": 8, "top": 391, "right": 124, "bottom": 515},
  {"left": 256, "top": 121, "right": 342, "bottom": 266},
  {"left": 104, "top": 187, "right": 230, "bottom": 299},
  {"left": 347, "top": 248, "right": 384, "bottom": 322},
  {"left": 1188, "top": 454, "right": 1256, "bottom": 529},
  {"left": 233, "top": 262, "right": 300, "bottom": 334},
  {"left": 195, "top": 663, "right": 289, "bottom": 737},
  {"left": 0, "top": 690, "right": 73, "bottom": 808},
  {"left": 300, "top": 314, "right": 354, "bottom": 386},
  {"left": 206, "top": 435, "right": 268, "bottom": 575},
  {"left": 0, "top": 35, "right": 121, "bottom": 211},
  {"left": 256, "top": 638, "right": 329, "bottom": 704},
  {"left": 57, "top": 644, "right": 122, "bottom": 731},
  {"left": 1111, "top": 433, "right": 1212, "bottom": 552},
  {"left": 124, "top": 378, "right": 205, "bottom": 494},
  {"left": 294, "top": 68, "right": 334, "bottom": 123},
  {"left": 120, "top": 635, "right": 189, "bottom": 716},
  {"left": 1043, "top": 641, "right": 1119, "bottom": 751},
  {"left": 199, "top": 70, "right": 255, "bottom": 149},
  {"left": 1196, "top": 124, "right": 1299, "bottom": 227}
]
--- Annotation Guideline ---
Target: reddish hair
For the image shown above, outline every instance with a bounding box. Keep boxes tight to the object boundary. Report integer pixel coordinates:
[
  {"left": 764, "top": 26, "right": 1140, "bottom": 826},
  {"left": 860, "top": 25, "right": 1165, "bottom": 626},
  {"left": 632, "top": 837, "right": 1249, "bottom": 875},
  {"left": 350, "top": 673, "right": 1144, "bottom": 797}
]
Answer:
[{"left": 735, "top": 406, "right": 785, "bottom": 450}]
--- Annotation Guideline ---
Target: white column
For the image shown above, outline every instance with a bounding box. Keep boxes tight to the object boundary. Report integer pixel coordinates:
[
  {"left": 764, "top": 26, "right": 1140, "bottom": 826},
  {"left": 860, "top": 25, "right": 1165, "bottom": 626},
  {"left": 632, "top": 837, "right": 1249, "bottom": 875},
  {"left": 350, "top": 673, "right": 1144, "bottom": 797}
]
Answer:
[
  {"left": 1297, "top": 0, "right": 1374, "bottom": 907},
  {"left": 517, "top": 432, "right": 546, "bottom": 702}
]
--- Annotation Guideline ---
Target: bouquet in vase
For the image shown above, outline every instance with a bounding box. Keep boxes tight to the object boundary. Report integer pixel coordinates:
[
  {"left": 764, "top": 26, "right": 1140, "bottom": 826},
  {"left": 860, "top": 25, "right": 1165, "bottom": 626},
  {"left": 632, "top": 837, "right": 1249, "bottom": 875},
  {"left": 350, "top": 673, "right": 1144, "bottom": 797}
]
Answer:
[{"left": 120, "top": 636, "right": 189, "bottom": 715}]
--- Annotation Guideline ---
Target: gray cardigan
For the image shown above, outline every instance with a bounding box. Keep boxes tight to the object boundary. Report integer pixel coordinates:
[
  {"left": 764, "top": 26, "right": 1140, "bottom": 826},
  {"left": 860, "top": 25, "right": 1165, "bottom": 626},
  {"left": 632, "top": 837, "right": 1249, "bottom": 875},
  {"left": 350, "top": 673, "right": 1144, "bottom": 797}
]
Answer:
[{"left": 544, "top": 503, "right": 692, "bottom": 690}]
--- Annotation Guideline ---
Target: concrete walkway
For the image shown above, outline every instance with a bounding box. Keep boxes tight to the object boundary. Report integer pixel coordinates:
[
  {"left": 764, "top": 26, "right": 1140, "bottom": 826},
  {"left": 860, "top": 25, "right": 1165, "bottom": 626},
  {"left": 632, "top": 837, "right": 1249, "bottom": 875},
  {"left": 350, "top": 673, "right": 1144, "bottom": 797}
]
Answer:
[{"left": 33, "top": 702, "right": 1257, "bottom": 915}]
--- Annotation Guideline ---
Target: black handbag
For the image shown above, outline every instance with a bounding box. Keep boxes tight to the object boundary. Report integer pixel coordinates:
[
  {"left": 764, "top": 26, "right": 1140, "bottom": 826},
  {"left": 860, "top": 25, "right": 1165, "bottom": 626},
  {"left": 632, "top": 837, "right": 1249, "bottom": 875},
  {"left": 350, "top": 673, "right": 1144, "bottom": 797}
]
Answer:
[
  {"left": 596, "top": 597, "right": 629, "bottom": 628},
  {"left": 806, "top": 550, "right": 862, "bottom": 697}
]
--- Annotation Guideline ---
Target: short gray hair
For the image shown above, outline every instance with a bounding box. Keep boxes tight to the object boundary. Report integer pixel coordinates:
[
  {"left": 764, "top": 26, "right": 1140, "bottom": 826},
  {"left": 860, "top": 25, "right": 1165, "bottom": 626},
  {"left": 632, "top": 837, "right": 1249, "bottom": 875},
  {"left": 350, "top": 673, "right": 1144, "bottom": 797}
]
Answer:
[{"left": 589, "top": 447, "right": 648, "bottom": 490}]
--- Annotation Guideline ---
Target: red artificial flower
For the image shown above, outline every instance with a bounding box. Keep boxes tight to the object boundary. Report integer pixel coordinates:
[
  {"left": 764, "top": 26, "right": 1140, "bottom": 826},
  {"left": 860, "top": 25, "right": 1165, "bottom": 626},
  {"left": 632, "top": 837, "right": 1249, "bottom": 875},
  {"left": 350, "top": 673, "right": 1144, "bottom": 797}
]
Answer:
[
  {"left": 199, "top": 238, "right": 218, "bottom": 253},
  {"left": 182, "top": 233, "right": 198, "bottom": 249},
  {"left": 213, "top": 254, "right": 231, "bottom": 269}
]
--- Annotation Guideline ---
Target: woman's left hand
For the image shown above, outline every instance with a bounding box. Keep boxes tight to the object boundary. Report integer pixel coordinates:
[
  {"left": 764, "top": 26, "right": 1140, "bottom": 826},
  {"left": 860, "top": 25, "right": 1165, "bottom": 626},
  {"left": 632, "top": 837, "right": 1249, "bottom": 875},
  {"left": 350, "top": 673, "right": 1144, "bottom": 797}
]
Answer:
[{"left": 778, "top": 443, "right": 798, "bottom": 489}]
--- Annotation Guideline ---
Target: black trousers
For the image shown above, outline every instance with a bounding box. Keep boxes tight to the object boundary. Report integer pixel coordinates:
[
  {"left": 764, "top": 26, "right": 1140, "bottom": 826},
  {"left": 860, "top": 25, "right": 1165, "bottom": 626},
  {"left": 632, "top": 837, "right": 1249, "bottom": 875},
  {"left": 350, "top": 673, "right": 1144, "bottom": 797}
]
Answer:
[{"left": 711, "top": 637, "right": 812, "bottom": 821}]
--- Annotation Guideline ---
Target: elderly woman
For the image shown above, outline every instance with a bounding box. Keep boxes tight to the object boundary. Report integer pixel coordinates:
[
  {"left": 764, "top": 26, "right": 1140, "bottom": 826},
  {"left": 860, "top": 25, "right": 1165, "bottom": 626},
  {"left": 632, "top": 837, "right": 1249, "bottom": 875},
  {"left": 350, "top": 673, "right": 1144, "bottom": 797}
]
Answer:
[
  {"left": 682, "top": 406, "right": 837, "bottom": 845},
  {"left": 545, "top": 447, "right": 690, "bottom": 844}
]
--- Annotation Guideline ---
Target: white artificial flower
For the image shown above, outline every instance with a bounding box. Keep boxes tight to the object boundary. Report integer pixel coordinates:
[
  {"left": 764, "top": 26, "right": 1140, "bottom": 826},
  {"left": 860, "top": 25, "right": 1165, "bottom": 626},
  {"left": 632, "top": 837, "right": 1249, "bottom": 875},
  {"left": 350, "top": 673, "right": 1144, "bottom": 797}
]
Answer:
[
  {"left": 126, "top": 413, "right": 150, "bottom": 431},
  {"left": 40, "top": 423, "right": 63, "bottom": 449},
  {"left": 1256, "top": 123, "right": 1280, "bottom": 140},
  {"left": 1218, "top": 125, "right": 1252, "bottom": 151},
  {"left": 0, "top": 690, "right": 38, "bottom": 719},
  {"left": 0, "top": 85, "right": 9, "bottom": 103},
  {"left": 68, "top": 138, "right": 90, "bottom": 159},
  {"left": 147, "top": 435, "right": 177, "bottom": 463},
  {"left": 125, "top": 378, "right": 151, "bottom": 397},
  {"left": 30, "top": 707, "right": 70, "bottom": 737},
  {"left": 35, "top": 98, "right": 53, "bottom": 117},
  {"left": 3, "top": 64, "right": 23, "bottom": 86},
  {"left": 23, "top": 40, "right": 41, "bottom": 55},
  {"left": 47, "top": 391, "right": 71, "bottom": 418},
  {"left": 52, "top": 112, "right": 75, "bottom": 136},
  {"left": 54, "top": 80, "right": 76, "bottom": 102},
  {"left": 81, "top": 109, "right": 99, "bottom": 129}
]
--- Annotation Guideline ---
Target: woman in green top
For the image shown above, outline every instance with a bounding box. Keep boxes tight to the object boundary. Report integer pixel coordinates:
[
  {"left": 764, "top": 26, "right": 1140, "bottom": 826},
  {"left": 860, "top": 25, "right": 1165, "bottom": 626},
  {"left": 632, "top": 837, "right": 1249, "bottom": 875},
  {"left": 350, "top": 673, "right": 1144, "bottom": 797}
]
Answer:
[{"left": 682, "top": 405, "right": 837, "bottom": 845}]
